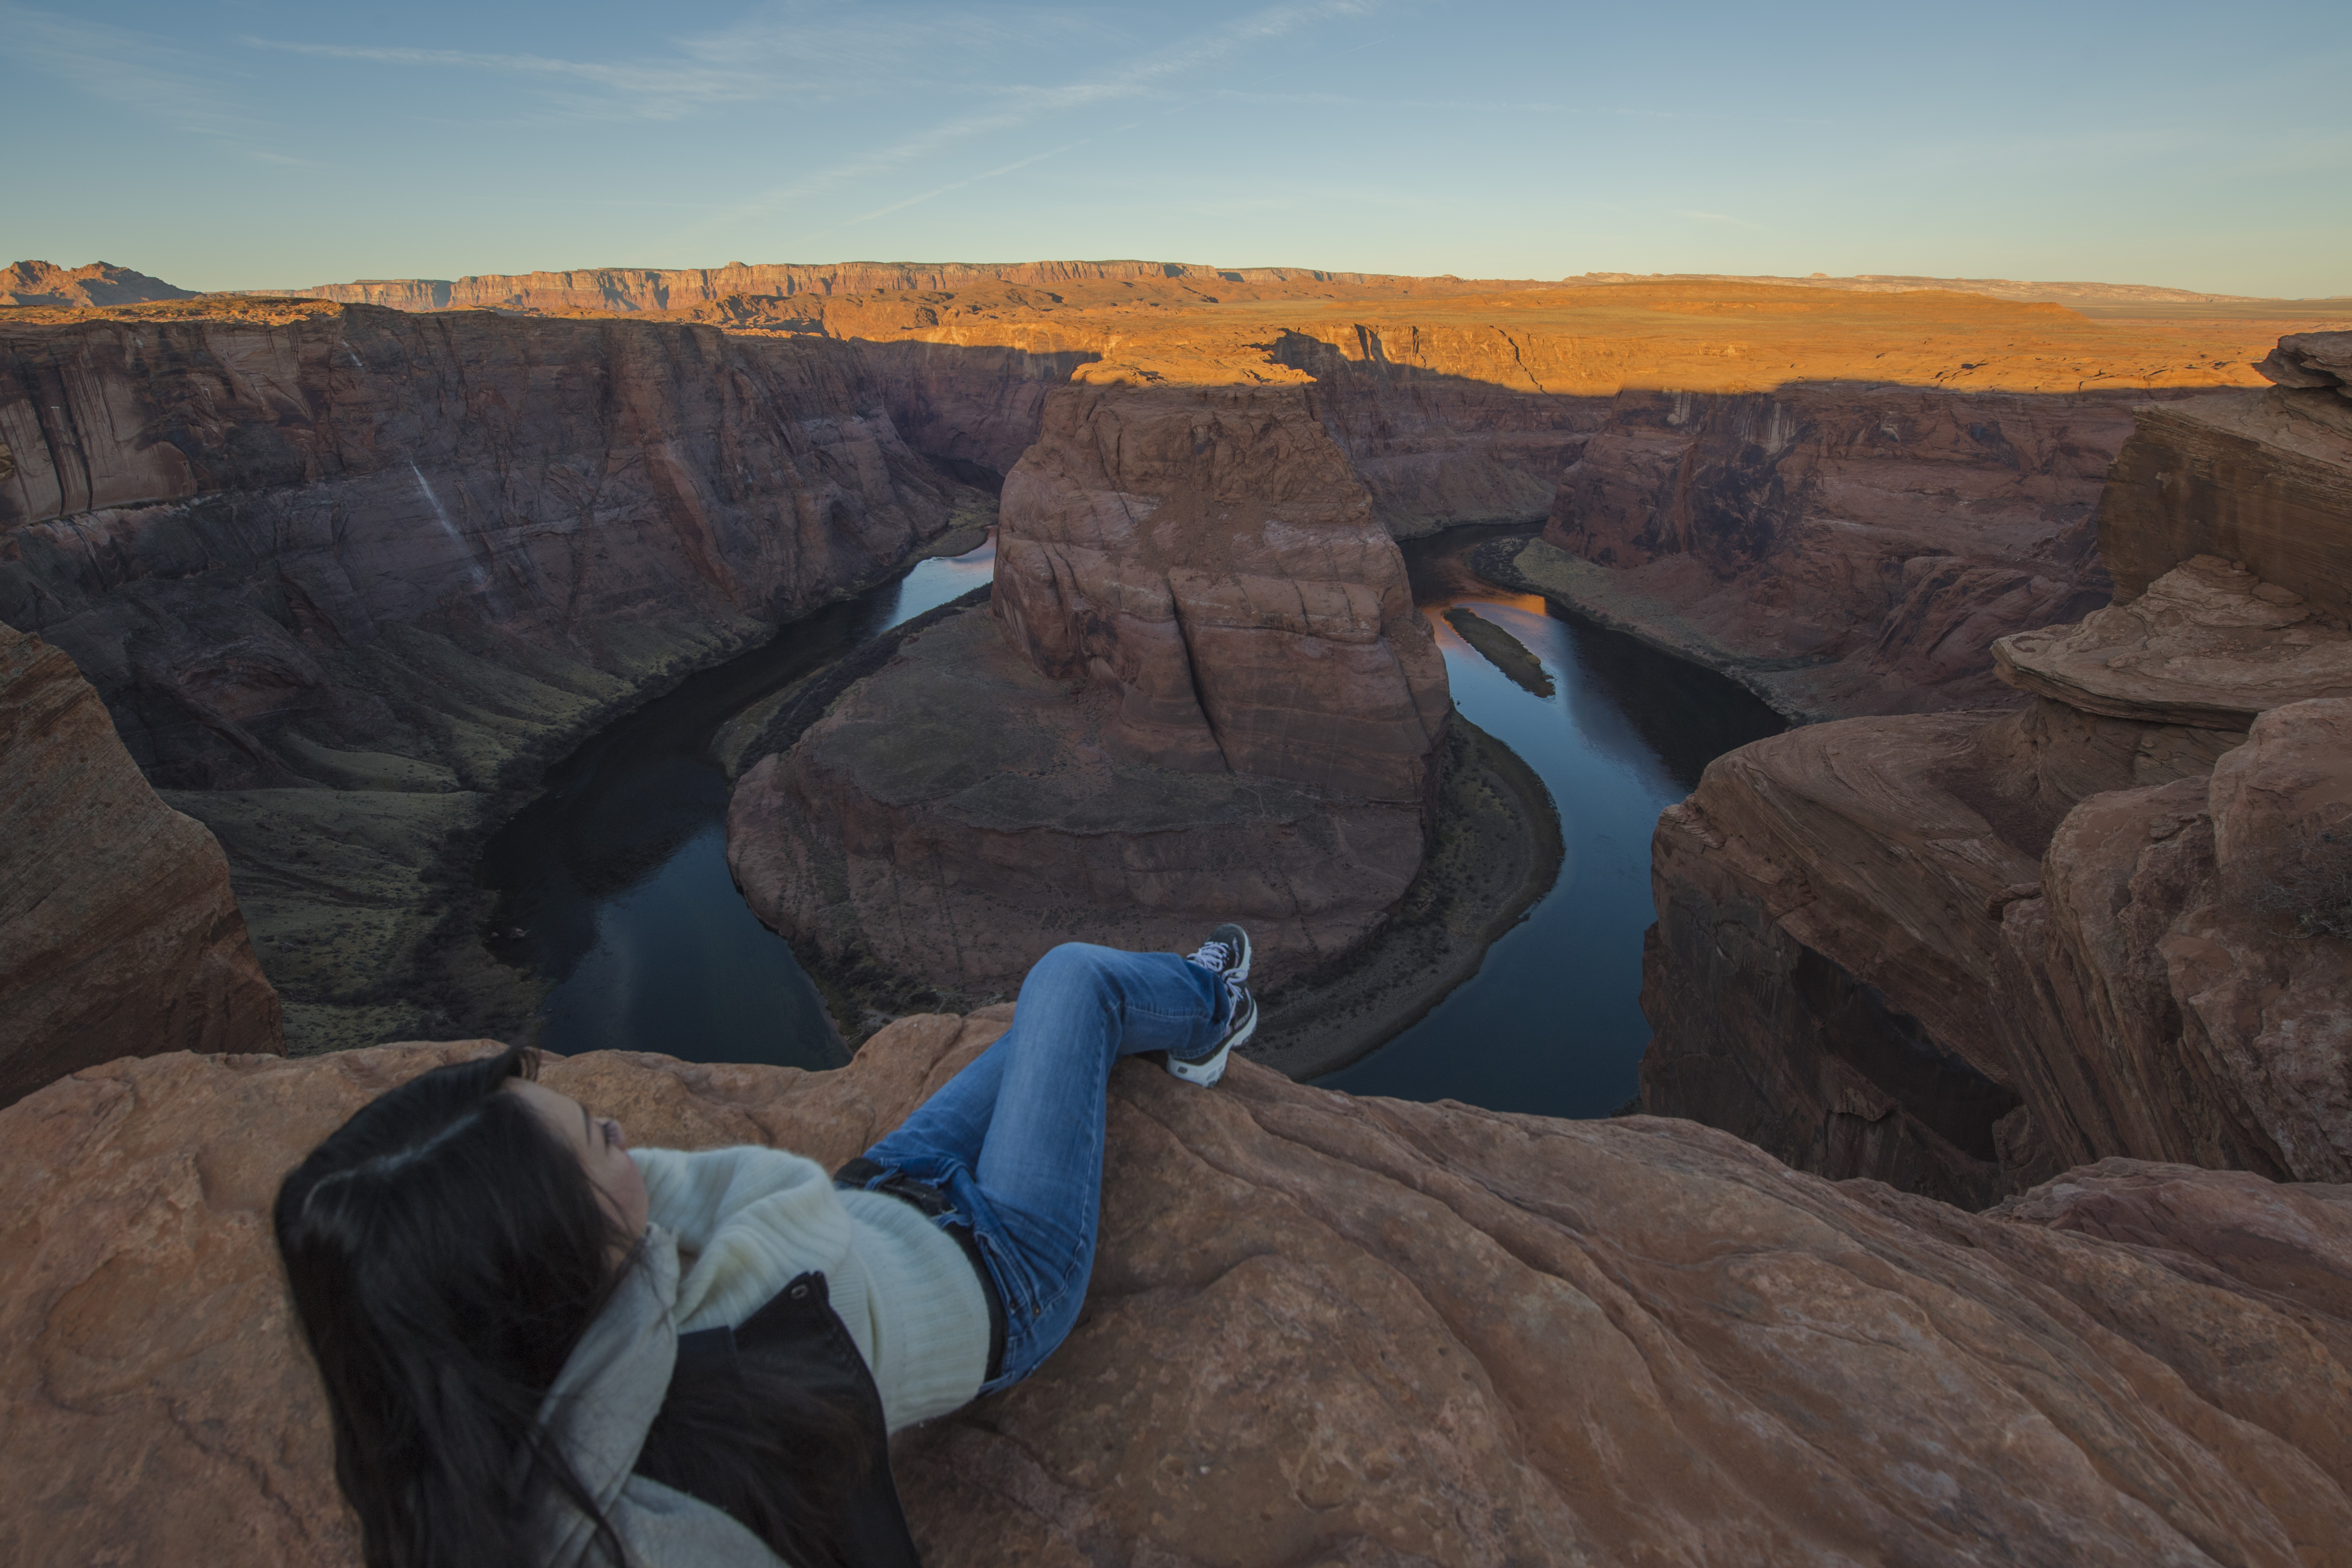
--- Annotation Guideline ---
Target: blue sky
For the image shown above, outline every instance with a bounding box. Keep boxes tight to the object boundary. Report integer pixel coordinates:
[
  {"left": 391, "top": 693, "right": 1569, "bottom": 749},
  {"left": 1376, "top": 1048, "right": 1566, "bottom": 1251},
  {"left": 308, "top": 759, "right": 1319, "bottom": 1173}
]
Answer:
[{"left": 6, "top": 0, "right": 2348, "bottom": 296}]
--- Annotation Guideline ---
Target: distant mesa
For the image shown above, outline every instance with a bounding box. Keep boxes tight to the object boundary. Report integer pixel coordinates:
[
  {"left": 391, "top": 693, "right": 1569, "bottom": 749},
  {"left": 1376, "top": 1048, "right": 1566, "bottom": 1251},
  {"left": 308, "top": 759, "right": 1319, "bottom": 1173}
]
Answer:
[
  {"left": 255, "top": 259, "right": 1503, "bottom": 315},
  {"left": 1560, "top": 270, "right": 2344, "bottom": 310},
  {"left": 0, "top": 260, "right": 194, "bottom": 309}
]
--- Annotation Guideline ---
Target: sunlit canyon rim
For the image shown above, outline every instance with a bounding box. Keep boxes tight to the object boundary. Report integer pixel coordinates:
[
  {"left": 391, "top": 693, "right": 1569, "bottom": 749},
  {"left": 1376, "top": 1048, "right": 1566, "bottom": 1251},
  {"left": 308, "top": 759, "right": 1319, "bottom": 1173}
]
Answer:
[{"left": 2, "top": 259, "right": 2349, "bottom": 1563}]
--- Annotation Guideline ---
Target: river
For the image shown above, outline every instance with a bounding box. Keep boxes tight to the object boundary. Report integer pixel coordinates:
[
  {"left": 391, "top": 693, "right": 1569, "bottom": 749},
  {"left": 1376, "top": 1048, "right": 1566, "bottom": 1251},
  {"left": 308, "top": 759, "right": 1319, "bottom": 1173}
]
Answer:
[{"left": 477, "top": 525, "right": 1782, "bottom": 1116}]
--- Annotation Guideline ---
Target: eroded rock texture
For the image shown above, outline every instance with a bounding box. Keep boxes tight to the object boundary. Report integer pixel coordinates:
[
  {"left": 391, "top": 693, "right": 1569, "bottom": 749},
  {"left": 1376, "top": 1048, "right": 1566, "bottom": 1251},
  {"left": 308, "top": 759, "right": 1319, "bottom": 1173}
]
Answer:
[
  {"left": 732, "top": 386, "right": 1447, "bottom": 999},
  {"left": 6, "top": 1023, "right": 2350, "bottom": 1567},
  {"left": 1642, "top": 368, "right": 2352, "bottom": 1203},
  {"left": 1538, "top": 387, "right": 2127, "bottom": 718},
  {"left": 0, "top": 622, "right": 278, "bottom": 1106},
  {"left": 0, "top": 301, "right": 969, "bottom": 1048}
]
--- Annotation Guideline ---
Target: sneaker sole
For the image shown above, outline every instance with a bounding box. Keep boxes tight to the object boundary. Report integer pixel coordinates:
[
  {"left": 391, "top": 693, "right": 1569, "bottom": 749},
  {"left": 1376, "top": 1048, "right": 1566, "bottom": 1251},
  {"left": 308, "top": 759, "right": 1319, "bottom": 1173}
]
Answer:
[{"left": 1167, "top": 997, "right": 1257, "bottom": 1087}]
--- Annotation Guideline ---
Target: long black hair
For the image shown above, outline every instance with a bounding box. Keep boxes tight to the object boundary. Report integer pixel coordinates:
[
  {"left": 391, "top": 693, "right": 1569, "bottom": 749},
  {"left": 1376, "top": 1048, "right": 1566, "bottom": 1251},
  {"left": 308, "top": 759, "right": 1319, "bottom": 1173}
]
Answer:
[{"left": 275, "top": 1044, "right": 871, "bottom": 1568}]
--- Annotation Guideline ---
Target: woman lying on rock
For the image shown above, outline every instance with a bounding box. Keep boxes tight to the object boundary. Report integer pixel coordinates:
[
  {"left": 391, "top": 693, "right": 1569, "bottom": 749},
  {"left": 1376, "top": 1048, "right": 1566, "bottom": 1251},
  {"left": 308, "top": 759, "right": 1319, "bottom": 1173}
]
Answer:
[{"left": 273, "top": 928, "right": 1257, "bottom": 1568}]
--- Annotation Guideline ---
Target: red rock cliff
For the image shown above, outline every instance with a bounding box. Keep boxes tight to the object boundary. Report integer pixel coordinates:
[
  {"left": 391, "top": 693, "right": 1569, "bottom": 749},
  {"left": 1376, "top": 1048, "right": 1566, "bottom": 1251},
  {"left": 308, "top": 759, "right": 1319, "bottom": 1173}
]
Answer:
[{"left": 5, "top": 1023, "right": 2347, "bottom": 1565}]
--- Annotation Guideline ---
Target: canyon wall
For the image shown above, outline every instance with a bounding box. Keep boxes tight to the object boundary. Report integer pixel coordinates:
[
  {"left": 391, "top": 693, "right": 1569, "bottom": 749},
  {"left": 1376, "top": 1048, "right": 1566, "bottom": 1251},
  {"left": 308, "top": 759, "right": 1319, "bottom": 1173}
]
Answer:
[
  {"left": 730, "top": 384, "right": 1449, "bottom": 1004},
  {"left": 1640, "top": 373, "right": 2352, "bottom": 1205},
  {"left": 0, "top": 299, "right": 972, "bottom": 1050},
  {"left": 1533, "top": 387, "right": 2126, "bottom": 716},
  {"left": 7, "top": 1021, "right": 2349, "bottom": 1565},
  {"left": 0, "top": 621, "right": 279, "bottom": 1106}
]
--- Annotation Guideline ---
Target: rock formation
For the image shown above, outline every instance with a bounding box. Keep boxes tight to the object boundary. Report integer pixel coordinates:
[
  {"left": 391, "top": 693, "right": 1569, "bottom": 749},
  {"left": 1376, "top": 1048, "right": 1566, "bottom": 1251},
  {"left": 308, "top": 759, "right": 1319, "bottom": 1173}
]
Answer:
[
  {"left": 730, "top": 384, "right": 1449, "bottom": 1001},
  {"left": 0, "top": 259, "right": 194, "bottom": 309},
  {"left": 2257, "top": 329, "right": 2352, "bottom": 397},
  {"left": 5, "top": 1021, "right": 2349, "bottom": 1566},
  {"left": 1639, "top": 358, "right": 2352, "bottom": 1204},
  {"left": 0, "top": 622, "right": 279, "bottom": 1105},
  {"left": 1, "top": 300, "right": 974, "bottom": 1049}
]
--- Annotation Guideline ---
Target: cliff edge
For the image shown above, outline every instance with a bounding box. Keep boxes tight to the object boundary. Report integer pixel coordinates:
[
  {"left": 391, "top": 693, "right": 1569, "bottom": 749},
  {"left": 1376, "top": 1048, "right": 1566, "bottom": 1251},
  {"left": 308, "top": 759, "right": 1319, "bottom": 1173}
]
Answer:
[{"left": 4, "top": 1019, "right": 2347, "bottom": 1565}]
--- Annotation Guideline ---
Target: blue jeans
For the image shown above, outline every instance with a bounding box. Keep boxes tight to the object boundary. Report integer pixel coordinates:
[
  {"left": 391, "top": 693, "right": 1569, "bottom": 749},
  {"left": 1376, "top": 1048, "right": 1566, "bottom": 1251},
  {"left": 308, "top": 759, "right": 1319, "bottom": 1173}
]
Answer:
[{"left": 846, "top": 943, "right": 1228, "bottom": 1393}]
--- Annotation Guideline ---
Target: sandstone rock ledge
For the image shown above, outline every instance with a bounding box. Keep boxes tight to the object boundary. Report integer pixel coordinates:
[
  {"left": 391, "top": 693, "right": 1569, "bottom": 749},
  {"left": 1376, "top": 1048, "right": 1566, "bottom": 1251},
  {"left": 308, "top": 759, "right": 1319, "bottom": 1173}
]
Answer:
[{"left": 5, "top": 1023, "right": 2350, "bottom": 1565}]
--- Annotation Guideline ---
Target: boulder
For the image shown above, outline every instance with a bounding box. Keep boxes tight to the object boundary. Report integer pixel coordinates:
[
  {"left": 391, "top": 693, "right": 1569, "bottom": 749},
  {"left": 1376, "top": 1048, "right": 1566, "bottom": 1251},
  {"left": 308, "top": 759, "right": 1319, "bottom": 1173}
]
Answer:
[
  {"left": 2256, "top": 330, "right": 2352, "bottom": 398},
  {"left": 0, "top": 622, "right": 278, "bottom": 1106},
  {"left": 5, "top": 1024, "right": 2349, "bottom": 1566}
]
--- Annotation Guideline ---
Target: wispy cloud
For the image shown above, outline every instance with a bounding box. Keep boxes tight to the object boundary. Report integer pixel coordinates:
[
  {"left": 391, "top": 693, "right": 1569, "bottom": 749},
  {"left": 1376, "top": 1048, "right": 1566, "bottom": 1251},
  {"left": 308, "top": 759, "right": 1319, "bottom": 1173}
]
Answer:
[
  {"left": 680, "top": 0, "right": 1380, "bottom": 243},
  {"left": 241, "top": 4, "right": 1129, "bottom": 122},
  {"left": 4, "top": 3, "right": 315, "bottom": 163}
]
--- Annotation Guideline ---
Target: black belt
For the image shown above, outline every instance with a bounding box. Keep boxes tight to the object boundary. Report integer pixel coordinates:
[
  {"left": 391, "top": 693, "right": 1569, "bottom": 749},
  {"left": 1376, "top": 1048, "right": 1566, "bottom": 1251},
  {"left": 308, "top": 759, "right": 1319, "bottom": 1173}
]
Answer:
[{"left": 833, "top": 1157, "right": 1007, "bottom": 1383}]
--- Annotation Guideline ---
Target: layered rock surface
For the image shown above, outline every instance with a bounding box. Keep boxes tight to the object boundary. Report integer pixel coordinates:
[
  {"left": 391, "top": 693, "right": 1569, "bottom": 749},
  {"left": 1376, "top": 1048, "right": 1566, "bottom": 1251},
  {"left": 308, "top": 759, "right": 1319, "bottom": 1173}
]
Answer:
[
  {"left": 1994, "top": 554, "right": 2352, "bottom": 725},
  {"left": 0, "top": 622, "right": 278, "bottom": 1105},
  {"left": 7, "top": 1023, "right": 2351, "bottom": 1567},
  {"left": 1, "top": 300, "right": 972, "bottom": 1049},
  {"left": 1641, "top": 370, "right": 2352, "bottom": 1203},
  {"left": 732, "top": 385, "right": 1448, "bottom": 1002}
]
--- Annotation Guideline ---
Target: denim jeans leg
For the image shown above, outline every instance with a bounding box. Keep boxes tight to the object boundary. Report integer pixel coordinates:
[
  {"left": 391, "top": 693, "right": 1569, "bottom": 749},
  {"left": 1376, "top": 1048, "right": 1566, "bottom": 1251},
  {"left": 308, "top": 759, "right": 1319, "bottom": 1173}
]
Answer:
[{"left": 851, "top": 943, "right": 1224, "bottom": 1390}]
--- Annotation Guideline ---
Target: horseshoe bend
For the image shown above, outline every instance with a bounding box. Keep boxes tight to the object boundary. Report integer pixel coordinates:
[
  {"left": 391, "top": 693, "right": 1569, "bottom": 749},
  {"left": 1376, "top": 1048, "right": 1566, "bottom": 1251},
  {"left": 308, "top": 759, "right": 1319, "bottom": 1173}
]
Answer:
[{"left": 4, "top": 260, "right": 2350, "bottom": 1563}]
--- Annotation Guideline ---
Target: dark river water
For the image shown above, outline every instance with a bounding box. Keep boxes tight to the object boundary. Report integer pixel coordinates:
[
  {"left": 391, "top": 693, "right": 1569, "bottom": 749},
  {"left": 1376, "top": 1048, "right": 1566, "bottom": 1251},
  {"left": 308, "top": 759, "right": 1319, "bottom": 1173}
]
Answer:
[{"left": 479, "top": 525, "right": 1783, "bottom": 1116}]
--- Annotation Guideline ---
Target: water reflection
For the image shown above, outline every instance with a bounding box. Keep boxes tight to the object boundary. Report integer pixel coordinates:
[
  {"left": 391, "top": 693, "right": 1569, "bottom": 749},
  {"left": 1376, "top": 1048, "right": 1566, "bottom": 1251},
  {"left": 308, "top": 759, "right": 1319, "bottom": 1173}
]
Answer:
[
  {"left": 476, "top": 536, "right": 998, "bottom": 1069},
  {"left": 1311, "top": 526, "right": 1785, "bottom": 1118}
]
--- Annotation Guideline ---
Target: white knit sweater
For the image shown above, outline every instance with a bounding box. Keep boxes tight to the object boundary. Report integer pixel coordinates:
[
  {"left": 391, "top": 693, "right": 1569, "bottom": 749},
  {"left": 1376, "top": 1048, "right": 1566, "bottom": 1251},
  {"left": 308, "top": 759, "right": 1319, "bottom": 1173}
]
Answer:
[
  {"left": 532, "top": 1145, "right": 991, "bottom": 1568},
  {"left": 630, "top": 1144, "right": 991, "bottom": 1430}
]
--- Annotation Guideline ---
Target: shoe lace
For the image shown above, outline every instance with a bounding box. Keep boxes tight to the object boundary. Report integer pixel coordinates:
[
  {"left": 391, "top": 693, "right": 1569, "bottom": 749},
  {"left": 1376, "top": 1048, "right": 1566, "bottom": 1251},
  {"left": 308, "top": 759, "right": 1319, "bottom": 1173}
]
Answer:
[{"left": 1187, "top": 939, "right": 1232, "bottom": 971}]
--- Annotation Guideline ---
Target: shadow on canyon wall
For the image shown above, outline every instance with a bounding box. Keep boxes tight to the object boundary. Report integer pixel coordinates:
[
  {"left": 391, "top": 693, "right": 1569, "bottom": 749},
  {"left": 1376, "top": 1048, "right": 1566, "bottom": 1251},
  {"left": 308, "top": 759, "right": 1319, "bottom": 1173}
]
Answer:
[{"left": 0, "top": 295, "right": 2261, "bottom": 1078}]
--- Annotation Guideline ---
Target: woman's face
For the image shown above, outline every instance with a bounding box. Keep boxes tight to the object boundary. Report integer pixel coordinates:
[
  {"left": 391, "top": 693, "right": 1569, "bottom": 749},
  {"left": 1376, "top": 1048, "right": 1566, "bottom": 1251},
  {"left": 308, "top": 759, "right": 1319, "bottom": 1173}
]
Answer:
[{"left": 507, "top": 1080, "right": 651, "bottom": 1247}]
